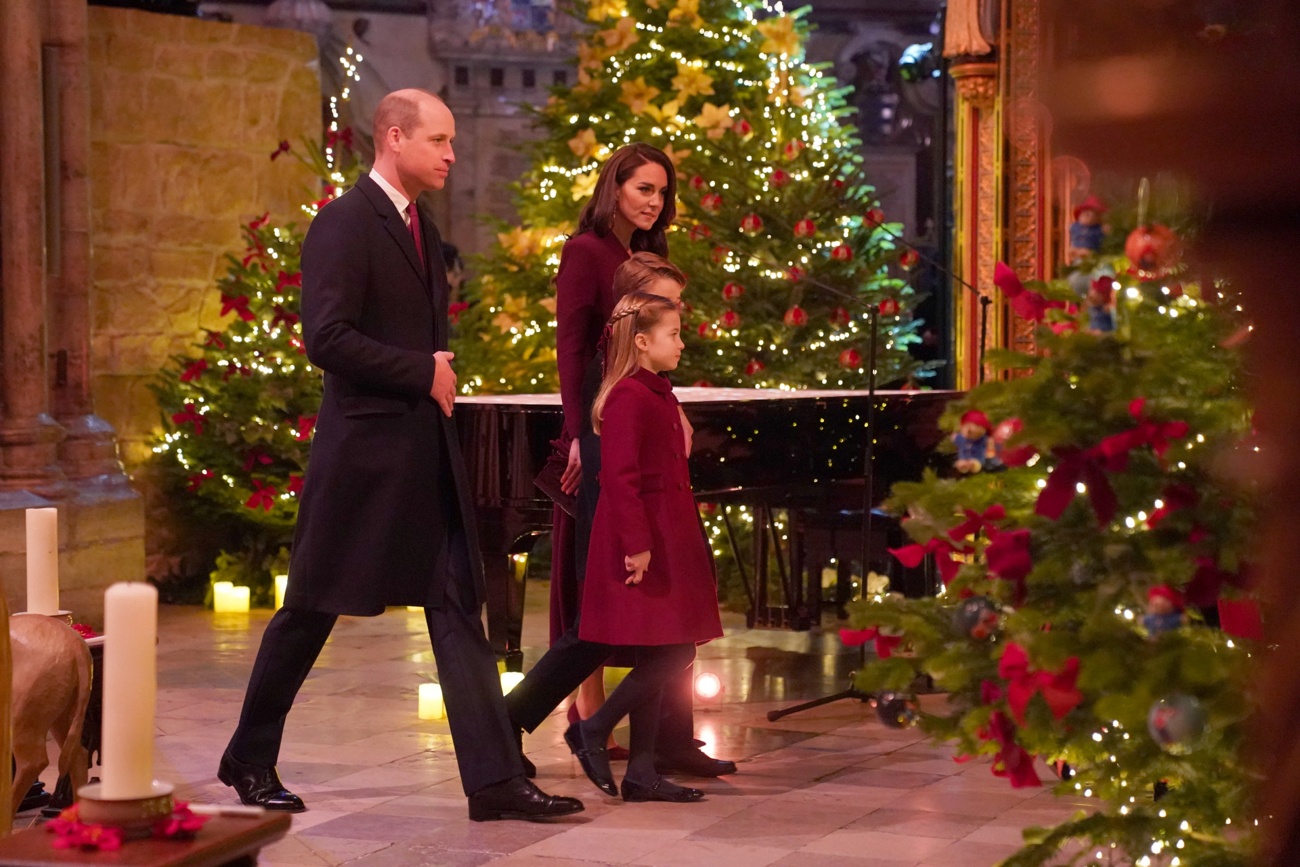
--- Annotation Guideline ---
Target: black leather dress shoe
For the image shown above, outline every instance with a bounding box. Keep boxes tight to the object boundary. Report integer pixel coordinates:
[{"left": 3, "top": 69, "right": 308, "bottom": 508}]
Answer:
[
  {"left": 468, "top": 776, "right": 584, "bottom": 822},
  {"left": 620, "top": 776, "right": 704, "bottom": 803},
  {"left": 217, "top": 749, "right": 305, "bottom": 812},
  {"left": 655, "top": 747, "right": 737, "bottom": 777},
  {"left": 514, "top": 728, "right": 537, "bottom": 779},
  {"left": 564, "top": 723, "right": 617, "bottom": 796}
]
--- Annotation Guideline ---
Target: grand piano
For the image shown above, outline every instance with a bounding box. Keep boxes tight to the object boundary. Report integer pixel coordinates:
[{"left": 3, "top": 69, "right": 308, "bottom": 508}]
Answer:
[{"left": 457, "top": 388, "right": 958, "bottom": 662}]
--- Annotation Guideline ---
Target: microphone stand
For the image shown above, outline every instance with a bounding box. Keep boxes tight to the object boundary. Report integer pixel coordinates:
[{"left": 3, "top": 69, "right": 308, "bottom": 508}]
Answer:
[{"left": 767, "top": 302, "right": 881, "bottom": 722}]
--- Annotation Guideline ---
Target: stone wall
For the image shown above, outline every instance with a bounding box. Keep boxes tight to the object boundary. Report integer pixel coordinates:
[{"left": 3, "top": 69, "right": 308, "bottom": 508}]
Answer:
[{"left": 87, "top": 7, "right": 320, "bottom": 467}]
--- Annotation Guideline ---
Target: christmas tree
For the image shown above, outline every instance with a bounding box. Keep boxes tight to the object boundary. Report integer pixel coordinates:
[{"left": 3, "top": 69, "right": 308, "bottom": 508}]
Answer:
[
  {"left": 453, "top": 0, "right": 930, "bottom": 392},
  {"left": 846, "top": 227, "right": 1259, "bottom": 865},
  {"left": 148, "top": 50, "right": 365, "bottom": 602}
]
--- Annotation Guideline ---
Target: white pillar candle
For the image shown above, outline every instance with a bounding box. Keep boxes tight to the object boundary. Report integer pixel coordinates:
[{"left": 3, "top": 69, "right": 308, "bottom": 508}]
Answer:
[
  {"left": 101, "top": 582, "right": 158, "bottom": 799},
  {"left": 418, "top": 683, "right": 445, "bottom": 720},
  {"left": 25, "top": 507, "right": 59, "bottom": 615},
  {"left": 274, "top": 574, "right": 288, "bottom": 610},
  {"left": 212, "top": 581, "right": 250, "bottom": 613}
]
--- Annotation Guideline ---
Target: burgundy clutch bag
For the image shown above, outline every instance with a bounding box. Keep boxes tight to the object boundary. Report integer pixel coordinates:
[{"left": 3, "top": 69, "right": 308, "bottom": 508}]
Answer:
[{"left": 533, "top": 450, "right": 577, "bottom": 517}]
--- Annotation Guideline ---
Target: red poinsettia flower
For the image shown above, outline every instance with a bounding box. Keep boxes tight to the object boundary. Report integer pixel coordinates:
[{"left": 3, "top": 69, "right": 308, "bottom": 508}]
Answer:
[
  {"left": 286, "top": 474, "right": 305, "bottom": 496},
  {"left": 186, "top": 469, "right": 215, "bottom": 492}
]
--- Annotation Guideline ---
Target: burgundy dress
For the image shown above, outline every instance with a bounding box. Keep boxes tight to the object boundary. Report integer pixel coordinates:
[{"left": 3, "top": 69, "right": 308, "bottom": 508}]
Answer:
[
  {"left": 550, "top": 230, "right": 630, "bottom": 641},
  {"left": 579, "top": 369, "right": 724, "bottom": 647}
]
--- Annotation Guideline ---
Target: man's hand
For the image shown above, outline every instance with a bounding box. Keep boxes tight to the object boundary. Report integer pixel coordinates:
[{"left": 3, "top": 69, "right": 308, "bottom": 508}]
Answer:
[
  {"left": 678, "top": 405, "right": 694, "bottom": 456},
  {"left": 561, "top": 437, "right": 582, "bottom": 495},
  {"left": 624, "top": 550, "right": 650, "bottom": 585},
  {"left": 431, "top": 351, "right": 457, "bottom": 417}
]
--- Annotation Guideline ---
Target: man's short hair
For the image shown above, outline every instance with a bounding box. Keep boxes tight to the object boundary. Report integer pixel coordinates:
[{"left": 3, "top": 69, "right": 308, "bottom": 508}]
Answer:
[{"left": 372, "top": 89, "right": 441, "bottom": 152}]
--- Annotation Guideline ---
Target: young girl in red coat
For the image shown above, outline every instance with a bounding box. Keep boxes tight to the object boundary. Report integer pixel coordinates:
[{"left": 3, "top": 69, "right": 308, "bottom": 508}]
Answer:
[{"left": 565, "top": 290, "right": 724, "bottom": 803}]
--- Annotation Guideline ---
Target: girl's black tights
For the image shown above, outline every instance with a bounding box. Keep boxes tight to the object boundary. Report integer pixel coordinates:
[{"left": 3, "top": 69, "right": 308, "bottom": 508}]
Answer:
[{"left": 578, "top": 642, "right": 696, "bottom": 784}]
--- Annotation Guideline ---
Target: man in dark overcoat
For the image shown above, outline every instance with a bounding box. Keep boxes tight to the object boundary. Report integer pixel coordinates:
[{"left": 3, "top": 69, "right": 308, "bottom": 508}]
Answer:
[{"left": 216, "top": 89, "right": 582, "bottom": 823}]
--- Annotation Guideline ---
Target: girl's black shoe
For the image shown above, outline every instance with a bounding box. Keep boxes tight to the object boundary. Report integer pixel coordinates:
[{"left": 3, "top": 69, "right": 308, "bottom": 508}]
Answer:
[
  {"left": 563, "top": 722, "right": 616, "bottom": 796},
  {"left": 620, "top": 776, "right": 704, "bottom": 803}
]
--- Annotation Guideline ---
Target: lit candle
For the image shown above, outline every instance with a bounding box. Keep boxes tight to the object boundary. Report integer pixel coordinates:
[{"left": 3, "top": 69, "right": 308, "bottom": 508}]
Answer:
[
  {"left": 418, "top": 683, "right": 445, "bottom": 720},
  {"left": 101, "top": 582, "right": 158, "bottom": 799},
  {"left": 274, "top": 574, "right": 288, "bottom": 610},
  {"left": 500, "top": 671, "right": 525, "bottom": 694},
  {"left": 25, "top": 508, "right": 59, "bottom": 615},
  {"left": 212, "top": 581, "right": 250, "bottom": 613}
]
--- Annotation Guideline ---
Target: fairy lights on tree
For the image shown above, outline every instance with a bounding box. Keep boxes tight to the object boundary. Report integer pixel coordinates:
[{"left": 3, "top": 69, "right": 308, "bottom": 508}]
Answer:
[
  {"left": 454, "top": 0, "right": 932, "bottom": 392},
  {"left": 845, "top": 225, "right": 1261, "bottom": 865},
  {"left": 148, "top": 48, "right": 365, "bottom": 601}
]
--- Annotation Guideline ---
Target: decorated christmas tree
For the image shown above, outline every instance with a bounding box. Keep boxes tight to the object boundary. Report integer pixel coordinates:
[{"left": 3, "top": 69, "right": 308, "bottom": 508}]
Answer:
[
  {"left": 846, "top": 224, "right": 1260, "bottom": 865},
  {"left": 148, "top": 50, "right": 365, "bottom": 601},
  {"left": 454, "top": 0, "right": 930, "bottom": 391}
]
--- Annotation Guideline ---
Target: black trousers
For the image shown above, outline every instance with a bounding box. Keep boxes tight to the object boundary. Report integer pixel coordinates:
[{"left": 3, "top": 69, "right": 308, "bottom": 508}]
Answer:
[
  {"left": 507, "top": 428, "right": 697, "bottom": 750},
  {"left": 225, "top": 519, "right": 523, "bottom": 796}
]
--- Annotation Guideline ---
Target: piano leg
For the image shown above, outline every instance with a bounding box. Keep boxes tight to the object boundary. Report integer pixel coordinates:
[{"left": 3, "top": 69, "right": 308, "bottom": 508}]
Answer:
[{"left": 483, "top": 548, "right": 529, "bottom": 672}]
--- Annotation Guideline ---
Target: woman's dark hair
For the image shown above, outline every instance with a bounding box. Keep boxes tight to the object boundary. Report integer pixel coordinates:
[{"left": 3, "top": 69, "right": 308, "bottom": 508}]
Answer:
[{"left": 575, "top": 143, "right": 676, "bottom": 256}]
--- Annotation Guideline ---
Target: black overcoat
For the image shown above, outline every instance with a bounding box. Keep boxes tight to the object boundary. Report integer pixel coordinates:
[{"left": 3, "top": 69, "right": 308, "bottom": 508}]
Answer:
[{"left": 283, "top": 175, "right": 484, "bottom": 615}]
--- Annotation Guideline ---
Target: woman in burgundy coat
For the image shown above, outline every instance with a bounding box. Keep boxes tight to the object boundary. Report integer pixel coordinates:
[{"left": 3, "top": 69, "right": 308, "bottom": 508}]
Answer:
[{"left": 567, "top": 291, "right": 724, "bottom": 803}]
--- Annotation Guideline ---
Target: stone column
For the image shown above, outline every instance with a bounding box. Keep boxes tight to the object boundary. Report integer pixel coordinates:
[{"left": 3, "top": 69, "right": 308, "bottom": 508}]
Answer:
[
  {"left": 947, "top": 60, "right": 1001, "bottom": 389},
  {"left": 45, "top": 0, "right": 128, "bottom": 484},
  {"left": 0, "top": 0, "right": 68, "bottom": 498}
]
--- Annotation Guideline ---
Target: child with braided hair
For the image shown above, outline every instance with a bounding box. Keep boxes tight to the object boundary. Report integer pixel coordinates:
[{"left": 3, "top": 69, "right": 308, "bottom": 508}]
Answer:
[{"left": 563, "top": 290, "right": 724, "bottom": 803}]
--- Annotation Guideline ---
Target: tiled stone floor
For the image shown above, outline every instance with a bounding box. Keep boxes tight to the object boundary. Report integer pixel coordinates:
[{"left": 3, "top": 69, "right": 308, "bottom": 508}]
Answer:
[{"left": 17, "top": 589, "right": 1094, "bottom": 865}]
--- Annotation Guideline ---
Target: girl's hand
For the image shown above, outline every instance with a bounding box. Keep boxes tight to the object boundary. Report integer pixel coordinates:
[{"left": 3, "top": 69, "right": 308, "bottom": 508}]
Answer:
[
  {"left": 561, "top": 437, "right": 582, "bottom": 495},
  {"left": 624, "top": 550, "right": 650, "bottom": 585}
]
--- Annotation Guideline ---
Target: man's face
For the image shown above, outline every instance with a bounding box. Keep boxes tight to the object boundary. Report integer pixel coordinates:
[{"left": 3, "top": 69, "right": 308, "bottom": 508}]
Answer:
[{"left": 396, "top": 98, "right": 456, "bottom": 193}]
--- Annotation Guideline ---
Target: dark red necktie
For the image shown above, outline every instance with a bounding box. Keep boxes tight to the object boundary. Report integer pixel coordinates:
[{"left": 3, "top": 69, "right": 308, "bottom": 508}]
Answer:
[{"left": 406, "top": 202, "right": 424, "bottom": 271}]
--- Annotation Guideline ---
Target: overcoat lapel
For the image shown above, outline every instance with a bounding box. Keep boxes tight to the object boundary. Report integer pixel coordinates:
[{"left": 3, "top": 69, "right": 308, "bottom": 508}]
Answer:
[{"left": 355, "top": 175, "right": 427, "bottom": 285}]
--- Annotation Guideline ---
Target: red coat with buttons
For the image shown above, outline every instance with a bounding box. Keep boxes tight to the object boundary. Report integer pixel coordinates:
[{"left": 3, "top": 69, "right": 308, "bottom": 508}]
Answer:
[{"left": 578, "top": 368, "right": 724, "bottom": 646}]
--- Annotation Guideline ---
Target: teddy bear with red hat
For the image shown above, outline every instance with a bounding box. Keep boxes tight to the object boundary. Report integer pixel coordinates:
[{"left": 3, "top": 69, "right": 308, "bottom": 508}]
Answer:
[
  {"left": 953, "top": 410, "right": 997, "bottom": 474},
  {"left": 1143, "top": 585, "right": 1187, "bottom": 637},
  {"left": 1068, "top": 194, "right": 1109, "bottom": 264}
]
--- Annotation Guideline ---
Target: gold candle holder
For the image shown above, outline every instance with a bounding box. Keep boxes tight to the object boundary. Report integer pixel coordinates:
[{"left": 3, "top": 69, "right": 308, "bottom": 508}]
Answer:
[{"left": 76, "top": 781, "right": 175, "bottom": 837}]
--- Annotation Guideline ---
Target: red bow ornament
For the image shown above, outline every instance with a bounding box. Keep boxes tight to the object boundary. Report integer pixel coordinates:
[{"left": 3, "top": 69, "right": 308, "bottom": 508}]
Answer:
[
  {"left": 947, "top": 504, "right": 1007, "bottom": 542},
  {"left": 984, "top": 528, "right": 1033, "bottom": 603},
  {"left": 890, "top": 536, "right": 971, "bottom": 585},
  {"left": 220, "top": 293, "right": 255, "bottom": 322},
  {"left": 171, "top": 403, "right": 205, "bottom": 435},
  {"left": 994, "top": 262, "right": 1068, "bottom": 323},
  {"left": 838, "top": 626, "right": 903, "bottom": 659},
  {"left": 1035, "top": 445, "right": 1126, "bottom": 525},
  {"left": 998, "top": 642, "right": 1083, "bottom": 727},
  {"left": 245, "top": 480, "right": 278, "bottom": 512}
]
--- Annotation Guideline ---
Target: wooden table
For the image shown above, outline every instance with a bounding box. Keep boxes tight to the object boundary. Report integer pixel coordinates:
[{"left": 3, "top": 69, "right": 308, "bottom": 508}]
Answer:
[{"left": 0, "top": 813, "right": 291, "bottom": 866}]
